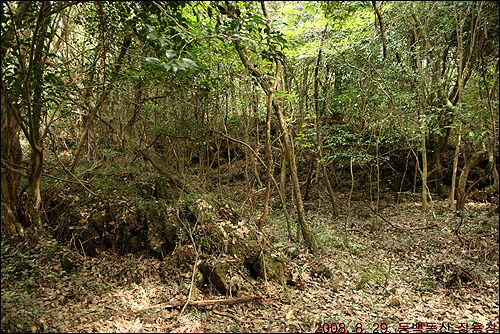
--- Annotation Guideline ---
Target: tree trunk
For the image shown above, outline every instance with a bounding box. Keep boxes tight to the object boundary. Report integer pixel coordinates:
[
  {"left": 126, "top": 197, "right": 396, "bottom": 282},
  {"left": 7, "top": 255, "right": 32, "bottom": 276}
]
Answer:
[
  {"left": 273, "top": 99, "right": 318, "bottom": 255},
  {"left": 232, "top": 3, "right": 318, "bottom": 255},
  {"left": 1, "top": 95, "right": 25, "bottom": 236},
  {"left": 279, "top": 151, "right": 293, "bottom": 240},
  {"left": 421, "top": 134, "right": 429, "bottom": 211},
  {"left": 28, "top": 148, "right": 43, "bottom": 228},
  {"left": 258, "top": 61, "right": 279, "bottom": 231},
  {"left": 449, "top": 130, "right": 462, "bottom": 210},
  {"left": 251, "top": 89, "right": 263, "bottom": 188},
  {"left": 457, "top": 147, "right": 487, "bottom": 212}
]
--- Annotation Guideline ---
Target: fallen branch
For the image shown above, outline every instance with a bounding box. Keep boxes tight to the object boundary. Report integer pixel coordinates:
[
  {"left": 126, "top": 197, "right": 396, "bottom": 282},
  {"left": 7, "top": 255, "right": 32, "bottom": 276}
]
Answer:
[
  {"left": 212, "top": 310, "right": 247, "bottom": 323},
  {"left": 362, "top": 199, "right": 435, "bottom": 231},
  {"left": 140, "top": 148, "right": 194, "bottom": 194},
  {"left": 135, "top": 295, "right": 262, "bottom": 312}
]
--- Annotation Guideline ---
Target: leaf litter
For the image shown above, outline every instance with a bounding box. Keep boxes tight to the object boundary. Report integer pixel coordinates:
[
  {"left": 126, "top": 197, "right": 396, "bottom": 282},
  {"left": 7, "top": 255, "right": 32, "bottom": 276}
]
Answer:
[{"left": 1, "top": 198, "right": 498, "bottom": 333}]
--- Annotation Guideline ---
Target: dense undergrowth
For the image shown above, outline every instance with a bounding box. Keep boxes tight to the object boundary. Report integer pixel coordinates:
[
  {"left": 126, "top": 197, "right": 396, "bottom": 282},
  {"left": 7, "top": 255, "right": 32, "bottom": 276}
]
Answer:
[{"left": 2, "top": 162, "right": 498, "bottom": 332}]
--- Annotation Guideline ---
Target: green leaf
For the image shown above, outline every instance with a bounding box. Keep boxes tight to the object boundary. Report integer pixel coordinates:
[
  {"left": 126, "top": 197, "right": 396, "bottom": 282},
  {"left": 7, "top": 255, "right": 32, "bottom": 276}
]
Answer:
[
  {"left": 165, "top": 50, "right": 176, "bottom": 59},
  {"left": 159, "top": 37, "right": 172, "bottom": 47},
  {"left": 147, "top": 33, "right": 158, "bottom": 42},
  {"left": 145, "top": 57, "right": 160, "bottom": 63},
  {"left": 159, "top": 63, "right": 171, "bottom": 71},
  {"left": 182, "top": 58, "right": 198, "bottom": 69},
  {"left": 173, "top": 59, "right": 186, "bottom": 71}
]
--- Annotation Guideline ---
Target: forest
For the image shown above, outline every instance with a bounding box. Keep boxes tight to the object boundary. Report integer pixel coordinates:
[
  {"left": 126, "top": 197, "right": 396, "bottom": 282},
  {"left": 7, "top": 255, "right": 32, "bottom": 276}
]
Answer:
[{"left": 1, "top": 1, "right": 498, "bottom": 332}]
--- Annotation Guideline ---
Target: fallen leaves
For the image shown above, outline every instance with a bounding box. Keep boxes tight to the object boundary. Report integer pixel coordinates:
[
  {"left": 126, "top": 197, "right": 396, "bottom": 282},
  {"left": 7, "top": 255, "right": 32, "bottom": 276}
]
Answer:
[{"left": 1, "top": 200, "right": 498, "bottom": 333}]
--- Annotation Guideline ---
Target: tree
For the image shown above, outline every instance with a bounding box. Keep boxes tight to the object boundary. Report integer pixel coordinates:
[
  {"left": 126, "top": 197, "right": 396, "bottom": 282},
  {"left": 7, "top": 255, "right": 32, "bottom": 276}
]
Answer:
[
  {"left": 229, "top": 1, "right": 318, "bottom": 254},
  {"left": 1, "top": 1, "right": 77, "bottom": 232}
]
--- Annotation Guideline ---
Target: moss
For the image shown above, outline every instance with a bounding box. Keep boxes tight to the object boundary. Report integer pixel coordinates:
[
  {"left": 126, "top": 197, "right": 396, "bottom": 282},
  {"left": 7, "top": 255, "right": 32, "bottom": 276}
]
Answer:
[
  {"left": 311, "top": 262, "right": 333, "bottom": 279},
  {"left": 201, "top": 262, "right": 229, "bottom": 294},
  {"left": 253, "top": 253, "right": 286, "bottom": 285}
]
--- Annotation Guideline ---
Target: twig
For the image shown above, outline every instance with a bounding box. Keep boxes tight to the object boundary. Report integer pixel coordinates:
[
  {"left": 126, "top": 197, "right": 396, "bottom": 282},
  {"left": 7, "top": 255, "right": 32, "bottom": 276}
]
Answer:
[
  {"left": 1, "top": 159, "right": 88, "bottom": 185},
  {"left": 175, "top": 209, "right": 202, "bottom": 320},
  {"left": 345, "top": 228, "right": 371, "bottom": 238},
  {"left": 50, "top": 145, "right": 97, "bottom": 196},
  {"left": 177, "top": 256, "right": 200, "bottom": 319},
  {"left": 212, "top": 310, "right": 247, "bottom": 323},
  {"left": 362, "top": 199, "right": 435, "bottom": 231},
  {"left": 135, "top": 295, "right": 262, "bottom": 312},
  {"left": 362, "top": 199, "right": 401, "bottom": 230}
]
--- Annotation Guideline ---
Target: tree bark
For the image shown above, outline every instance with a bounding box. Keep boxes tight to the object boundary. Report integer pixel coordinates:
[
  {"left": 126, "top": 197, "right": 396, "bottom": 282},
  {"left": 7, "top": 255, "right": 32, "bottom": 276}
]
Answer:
[
  {"left": 231, "top": 2, "right": 318, "bottom": 254},
  {"left": 273, "top": 99, "right": 317, "bottom": 254},
  {"left": 449, "top": 130, "right": 461, "bottom": 210},
  {"left": 371, "top": 1, "right": 387, "bottom": 60},
  {"left": 457, "top": 147, "right": 487, "bottom": 212},
  {"left": 70, "top": 33, "right": 132, "bottom": 172},
  {"left": 313, "top": 34, "right": 338, "bottom": 217},
  {"left": 1, "top": 95, "right": 24, "bottom": 236}
]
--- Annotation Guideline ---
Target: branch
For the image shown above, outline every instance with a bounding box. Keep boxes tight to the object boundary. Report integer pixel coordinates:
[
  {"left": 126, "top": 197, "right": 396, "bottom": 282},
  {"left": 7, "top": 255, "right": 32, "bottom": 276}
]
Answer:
[
  {"left": 371, "top": 1, "right": 387, "bottom": 60},
  {"left": 153, "top": 1, "right": 195, "bottom": 37},
  {"left": 1, "top": 159, "right": 29, "bottom": 178},
  {"left": 211, "top": 130, "right": 265, "bottom": 166},
  {"left": 362, "top": 198, "right": 435, "bottom": 231},
  {"left": 1, "top": 158, "right": 90, "bottom": 185},
  {"left": 45, "top": 1, "right": 79, "bottom": 17},
  {"left": 50, "top": 146, "right": 97, "bottom": 196},
  {"left": 234, "top": 40, "right": 264, "bottom": 80},
  {"left": 135, "top": 295, "right": 262, "bottom": 312}
]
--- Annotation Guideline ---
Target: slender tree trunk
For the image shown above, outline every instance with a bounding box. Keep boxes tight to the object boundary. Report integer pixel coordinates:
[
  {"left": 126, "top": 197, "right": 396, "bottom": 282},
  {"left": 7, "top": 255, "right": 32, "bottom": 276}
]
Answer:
[
  {"left": 313, "top": 27, "right": 338, "bottom": 217},
  {"left": 413, "top": 156, "right": 418, "bottom": 193},
  {"left": 421, "top": 134, "right": 429, "bottom": 211},
  {"left": 450, "top": 129, "right": 462, "bottom": 210},
  {"left": 273, "top": 99, "right": 317, "bottom": 254},
  {"left": 243, "top": 85, "right": 251, "bottom": 193},
  {"left": 232, "top": 2, "right": 317, "bottom": 255},
  {"left": 348, "top": 156, "right": 355, "bottom": 211},
  {"left": 375, "top": 126, "right": 381, "bottom": 215},
  {"left": 251, "top": 89, "right": 263, "bottom": 188},
  {"left": 371, "top": 1, "right": 387, "bottom": 60},
  {"left": 457, "top": 147, "right": 487, "bottom": 212},
  {"left": 26, "top": 2, "right": 53, "bottom": 229},
  {"left": 258, "top": 63, "right": 279, "bottom": 230},
  {"left": 279, "top": 151, "right": 293, "bottom": 240},
  {"left": 397, "top": 150, "right": 411, "bottom": 204},
  {"left": 302, "top": 155, "right": 314, "bottom": 201}
]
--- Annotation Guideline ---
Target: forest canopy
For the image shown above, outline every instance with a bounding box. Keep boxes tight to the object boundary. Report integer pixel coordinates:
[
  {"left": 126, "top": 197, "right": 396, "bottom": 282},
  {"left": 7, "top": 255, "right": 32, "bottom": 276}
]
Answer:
[
  {"left": 1, "top": 1, "right": 498, "bottom": 332},
  {"left": 2, "top": 0, "right": 498, "bottom": 236}
]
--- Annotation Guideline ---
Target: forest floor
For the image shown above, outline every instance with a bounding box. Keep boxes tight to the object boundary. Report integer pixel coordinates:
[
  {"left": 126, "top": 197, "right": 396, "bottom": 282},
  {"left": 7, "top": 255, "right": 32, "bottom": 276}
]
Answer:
[{"left": 2, "top": 190, "right": 499, "bottom": 333}]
